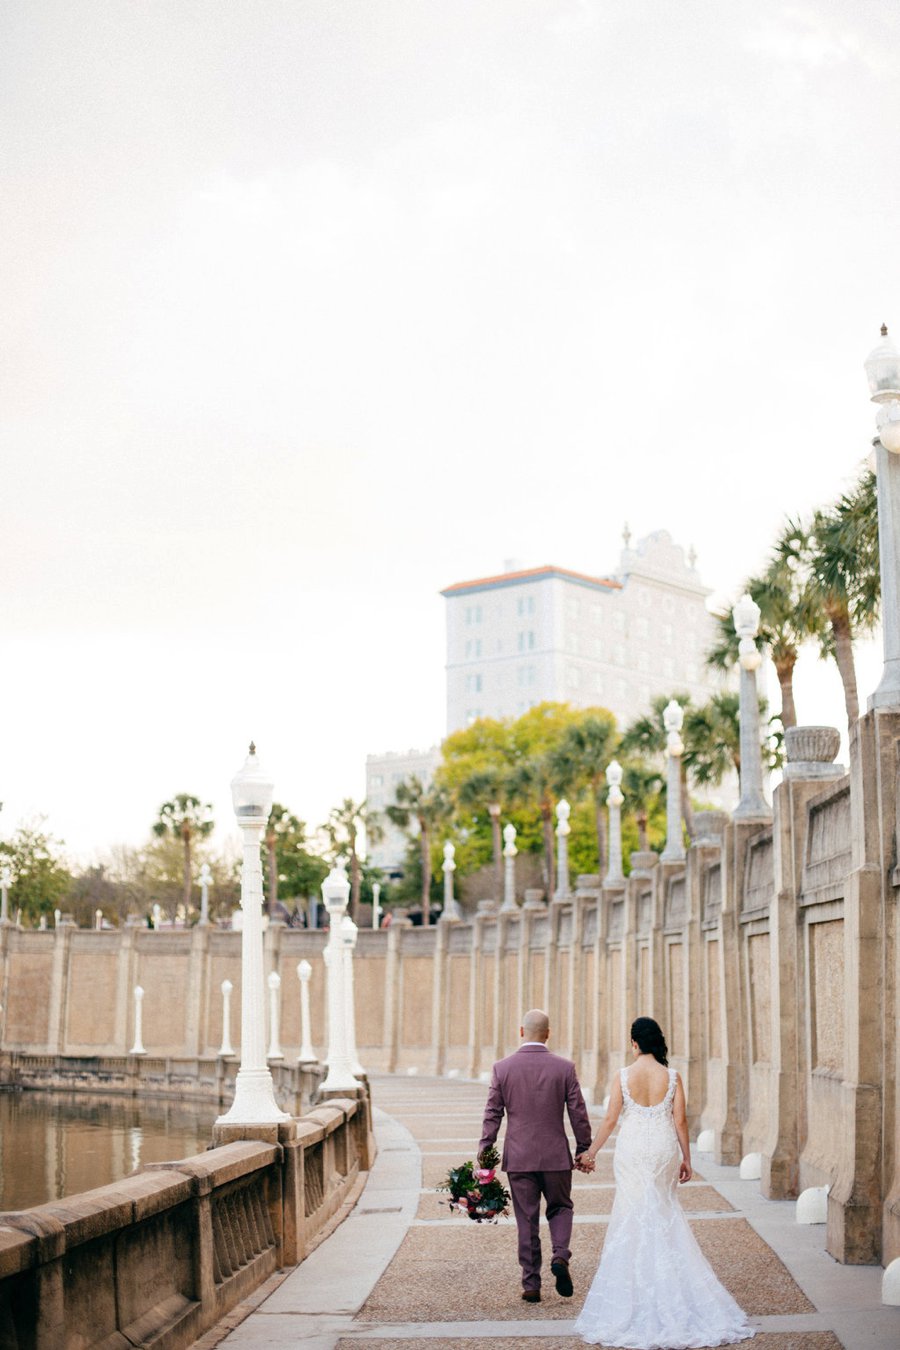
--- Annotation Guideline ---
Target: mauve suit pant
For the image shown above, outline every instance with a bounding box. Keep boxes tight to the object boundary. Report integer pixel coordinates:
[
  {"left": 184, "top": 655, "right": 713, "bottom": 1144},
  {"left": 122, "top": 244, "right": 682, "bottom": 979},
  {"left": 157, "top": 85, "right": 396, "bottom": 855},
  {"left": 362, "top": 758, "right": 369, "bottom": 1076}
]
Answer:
[{"left": 507, "top": 1170, "right": 573, "bottom": 1290}]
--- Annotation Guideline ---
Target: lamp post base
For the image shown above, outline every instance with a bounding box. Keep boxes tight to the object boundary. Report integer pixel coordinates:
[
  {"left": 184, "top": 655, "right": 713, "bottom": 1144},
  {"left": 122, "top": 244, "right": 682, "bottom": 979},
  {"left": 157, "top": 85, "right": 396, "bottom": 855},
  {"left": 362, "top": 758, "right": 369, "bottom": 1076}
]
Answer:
[{"left": 216, "top": 1067, "right": 290, "bottom": 1125}]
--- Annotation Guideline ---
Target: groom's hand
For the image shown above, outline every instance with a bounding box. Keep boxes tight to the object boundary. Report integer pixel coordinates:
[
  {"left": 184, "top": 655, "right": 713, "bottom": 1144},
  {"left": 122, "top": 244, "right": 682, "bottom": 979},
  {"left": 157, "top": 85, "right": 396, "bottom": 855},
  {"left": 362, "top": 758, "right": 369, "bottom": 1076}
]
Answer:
[{"left": 574, "top": 1153, "right": 595, "bottom": 1173}]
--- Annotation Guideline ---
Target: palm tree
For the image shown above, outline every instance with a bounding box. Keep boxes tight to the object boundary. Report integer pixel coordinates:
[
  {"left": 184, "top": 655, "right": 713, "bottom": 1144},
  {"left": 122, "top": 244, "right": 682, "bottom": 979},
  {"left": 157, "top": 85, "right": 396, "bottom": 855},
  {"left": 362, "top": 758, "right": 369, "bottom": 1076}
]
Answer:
[
  {"left": 324, "top": 799, "right": 383, "bottom": 923},
  {"left": 621, "top": 761, "right": 664, "bottom": 851},
  {"left": 456, "top": 766, "right": 506, "bottom": 902},
  {"left": 504, "top": 755, "right": 557, "bottom": 896},
  {"left": 385, "top": 777, "right": 450, "bottom": 923},
  {"left": 547, "top": 711, "right": 618, "bottom": 876},
  {"left": 151, "top": 794, "right": 214, "bottom": 911},
  {"left": 776, "top": 473, "right": 879, "bottom": 727},
  {"left": 706, "top": 555, "right": 822, "bottom": 730}
]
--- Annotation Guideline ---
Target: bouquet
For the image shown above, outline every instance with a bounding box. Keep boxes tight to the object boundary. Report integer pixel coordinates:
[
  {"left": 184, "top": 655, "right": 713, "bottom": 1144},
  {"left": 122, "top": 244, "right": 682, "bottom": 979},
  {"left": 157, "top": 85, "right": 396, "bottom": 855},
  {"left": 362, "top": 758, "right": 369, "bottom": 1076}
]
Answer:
[{"left": 437, "top": 1145, "right": 511, "bottom": 1222}]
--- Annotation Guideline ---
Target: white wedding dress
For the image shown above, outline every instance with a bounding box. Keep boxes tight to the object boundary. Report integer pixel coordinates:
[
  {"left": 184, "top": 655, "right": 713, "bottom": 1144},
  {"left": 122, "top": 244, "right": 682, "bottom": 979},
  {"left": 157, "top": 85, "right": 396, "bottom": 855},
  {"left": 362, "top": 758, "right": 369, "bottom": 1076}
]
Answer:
[{"left": 574, "top": 1066, "right": 756, "bottom": 1349}]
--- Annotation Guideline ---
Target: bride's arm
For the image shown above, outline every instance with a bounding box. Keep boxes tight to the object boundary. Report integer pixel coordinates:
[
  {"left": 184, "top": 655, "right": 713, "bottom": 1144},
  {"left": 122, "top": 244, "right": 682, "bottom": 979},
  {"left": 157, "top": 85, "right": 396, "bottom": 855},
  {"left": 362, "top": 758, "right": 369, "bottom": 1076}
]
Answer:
[
  {"left": 673, "top": 1074, "right": 692, "bottom": 1182},
  {"left": 583, "top": 1073, "right": 624, "bottom": 1164}
]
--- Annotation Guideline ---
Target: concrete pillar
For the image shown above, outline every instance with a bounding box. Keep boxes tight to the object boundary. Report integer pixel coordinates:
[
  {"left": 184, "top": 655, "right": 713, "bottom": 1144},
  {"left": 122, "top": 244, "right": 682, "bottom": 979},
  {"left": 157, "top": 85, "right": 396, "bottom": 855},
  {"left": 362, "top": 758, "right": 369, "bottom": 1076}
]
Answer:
[
  {"left": 371, "top": 882, "right": 382, "bottom": 929},
  {"left": 441, "top": 841, "right": 462, "bottom": 921},
  {"left": 341, "top": 914, "right": 363, "bottom": 1077},
  {"left": 732, "top": 594, "right": 772, "bottom": 822},
  {"left": 129, "top": 985, "right": 146, "bottom": 1055},
  {"left": 319, "top": 864, "right": 357, "bottom": 1093},
  {"left": 218, "top": 980, "right": 235, "bottom": 1057},
  {"left": 605, "top": 761, "right": 625, "bottom": 885},
  {"left": 430, "top": 913, "right": 451, "bottom": 1075},
  {"left": 501, "top": 824, "right": 518, "bottom": 912},
  {"left": 555, "top": 800, "right": 571, "bottom": 898},
  {"left": 467, "top": 916, "right": 485, "bottom": 1079},
  {"left": 216, "top": 746, "right": 290, "bottom": 1127},
  {"left": 296, "top": 961, "right": 316, "bottom": 1063},
  {"left": 267, "top": 970, "right": 284, "bottom": 1061},
  {"left": 198, "top": 862, "right": 212, "bottom": 926},
  {"left": 661, "top": 701, "right": 686, "bottom": 862},
  {"left": 383, "top": 917, "right": 404, "bottom": 1074},
  {"left": 0, "top": 866, "right": 11, "bottom": 927}
]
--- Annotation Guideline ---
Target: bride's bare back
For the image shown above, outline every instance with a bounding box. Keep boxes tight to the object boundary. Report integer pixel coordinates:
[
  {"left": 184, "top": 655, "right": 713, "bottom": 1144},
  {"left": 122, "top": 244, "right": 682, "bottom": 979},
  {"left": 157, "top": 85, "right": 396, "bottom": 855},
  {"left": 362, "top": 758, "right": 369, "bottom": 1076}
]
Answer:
[{"left": 623, "top": 1057, "right": 671, "bottom": 1107}]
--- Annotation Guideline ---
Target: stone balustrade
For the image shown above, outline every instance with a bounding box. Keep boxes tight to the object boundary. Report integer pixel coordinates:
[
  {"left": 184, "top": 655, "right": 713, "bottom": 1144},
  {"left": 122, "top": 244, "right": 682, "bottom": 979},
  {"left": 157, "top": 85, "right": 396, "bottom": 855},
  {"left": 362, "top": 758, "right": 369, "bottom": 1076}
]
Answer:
[
  {"left": 0, "top": 714, "right": 898, "bottom": 1275},
  {"left": 0, "top": 1094, "right": 372, "bottom": 1350}
]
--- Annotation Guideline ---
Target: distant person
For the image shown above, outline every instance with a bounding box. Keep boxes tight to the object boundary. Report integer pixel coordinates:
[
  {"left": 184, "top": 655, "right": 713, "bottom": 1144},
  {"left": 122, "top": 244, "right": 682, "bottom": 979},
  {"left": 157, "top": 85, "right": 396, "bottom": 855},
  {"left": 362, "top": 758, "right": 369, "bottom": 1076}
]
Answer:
[{"left": 573, "top": 1016, "right": 755, "bottom": 1346}]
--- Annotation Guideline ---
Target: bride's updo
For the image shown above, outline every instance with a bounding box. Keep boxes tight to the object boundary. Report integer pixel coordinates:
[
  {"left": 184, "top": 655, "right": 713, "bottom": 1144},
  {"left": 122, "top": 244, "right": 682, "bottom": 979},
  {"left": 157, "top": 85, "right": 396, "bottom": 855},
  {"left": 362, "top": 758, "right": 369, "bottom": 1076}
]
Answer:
[{"left": 631, "top": 1016, "right": 669, "bottom": 1066}]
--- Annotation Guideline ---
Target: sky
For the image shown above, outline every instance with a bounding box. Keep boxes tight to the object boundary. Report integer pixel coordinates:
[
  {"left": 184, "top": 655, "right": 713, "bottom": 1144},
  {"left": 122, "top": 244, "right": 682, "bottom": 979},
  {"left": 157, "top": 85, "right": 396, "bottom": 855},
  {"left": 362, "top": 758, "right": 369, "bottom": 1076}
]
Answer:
[{"left": 1, "top": 0, "right": 897, "bottom": 863}]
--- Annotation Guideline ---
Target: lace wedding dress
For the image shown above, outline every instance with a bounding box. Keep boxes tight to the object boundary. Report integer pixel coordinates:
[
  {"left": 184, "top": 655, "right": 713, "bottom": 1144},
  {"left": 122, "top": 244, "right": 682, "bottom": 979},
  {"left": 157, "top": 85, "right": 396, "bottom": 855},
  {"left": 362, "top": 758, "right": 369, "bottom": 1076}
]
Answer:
[{"left": 574, "top": 1067, "right": 756, "bottom": 1348}]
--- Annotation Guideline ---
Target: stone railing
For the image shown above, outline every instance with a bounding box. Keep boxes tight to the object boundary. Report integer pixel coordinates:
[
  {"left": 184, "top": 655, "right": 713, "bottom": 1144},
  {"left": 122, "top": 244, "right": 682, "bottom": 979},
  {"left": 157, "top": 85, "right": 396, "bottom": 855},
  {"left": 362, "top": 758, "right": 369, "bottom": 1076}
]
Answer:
[
  {"left": 0, "top": 1094, "right": 372, "bottom": 1350},
  {"left": 0, "top": 1051, "right": 322, "bottom": 1116}
]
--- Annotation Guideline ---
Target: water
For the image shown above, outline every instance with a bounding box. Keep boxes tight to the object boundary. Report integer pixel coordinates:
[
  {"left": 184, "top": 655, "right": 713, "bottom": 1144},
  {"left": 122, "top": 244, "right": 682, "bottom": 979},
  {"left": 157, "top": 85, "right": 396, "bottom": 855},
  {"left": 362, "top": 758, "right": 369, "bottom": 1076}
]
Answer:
[{"left": 0, "top": 1090, "right": 213, "bottom": 1211}]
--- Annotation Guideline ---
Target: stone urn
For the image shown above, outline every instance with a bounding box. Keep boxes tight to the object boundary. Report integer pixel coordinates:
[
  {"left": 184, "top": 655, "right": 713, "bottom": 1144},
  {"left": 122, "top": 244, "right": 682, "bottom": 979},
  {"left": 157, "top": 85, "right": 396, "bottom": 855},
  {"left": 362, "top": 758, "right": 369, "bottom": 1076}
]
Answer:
[
  {"left": 783, "top": 725, "right": 844, "bottom": 780},
  {"left": 629, "top": 850, "right": 659, "bottom": 875},
  {"left": 522, "top": 888, "right": 546, "bottom": 910}
]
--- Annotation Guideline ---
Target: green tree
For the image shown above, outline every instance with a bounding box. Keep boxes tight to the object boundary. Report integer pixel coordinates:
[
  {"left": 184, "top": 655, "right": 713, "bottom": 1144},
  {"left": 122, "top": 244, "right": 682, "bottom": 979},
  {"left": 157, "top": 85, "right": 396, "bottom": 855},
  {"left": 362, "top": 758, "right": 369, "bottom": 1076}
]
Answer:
[
  {"left": 151, "top": 794, "right": 214, "bottom": 910},
  {"left": 706, "top": 555, "right": 825, "bottom": 730},
  {"left": 620, "top": 694, "right": 697, "bottom": 838},
  {"left": 776, "top": 471, "right": 879, "bottom": 727},
  {"left": 0, "top": 821, "right": 72, "bottom": 924},
  {"left": 385, "top": 777, "right": 450, "bottom": 922},
  {"left": 324, "top": 798, "right": 383, "bottom": 923},
  {"left": 621, "top": 761, "right": 664, "bottom": 852},
  {"left": 547, "top": 709, "right": 618, "bottom": 876},
  {"left": 264, "top": 804, "right": 328, "bottom": 917}
]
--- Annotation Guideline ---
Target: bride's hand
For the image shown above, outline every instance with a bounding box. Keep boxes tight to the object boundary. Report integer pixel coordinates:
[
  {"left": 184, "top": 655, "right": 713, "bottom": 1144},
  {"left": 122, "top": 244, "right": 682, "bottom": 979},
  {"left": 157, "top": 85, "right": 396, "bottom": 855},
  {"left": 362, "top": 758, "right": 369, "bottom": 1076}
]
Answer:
[{"left": 679, "top": 1159, "right": 692, "bottom": 1183}]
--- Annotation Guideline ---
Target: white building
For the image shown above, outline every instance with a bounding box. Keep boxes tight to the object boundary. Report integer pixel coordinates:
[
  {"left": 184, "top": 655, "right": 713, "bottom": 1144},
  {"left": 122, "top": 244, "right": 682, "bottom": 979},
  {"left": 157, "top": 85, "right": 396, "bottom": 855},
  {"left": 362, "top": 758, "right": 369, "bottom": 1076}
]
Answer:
[
  {"left": 365, "top": 746, "right": 440, "bottom": 877},
  {"left": 442, "top": 530, "right": 720, "bottom": 734}
]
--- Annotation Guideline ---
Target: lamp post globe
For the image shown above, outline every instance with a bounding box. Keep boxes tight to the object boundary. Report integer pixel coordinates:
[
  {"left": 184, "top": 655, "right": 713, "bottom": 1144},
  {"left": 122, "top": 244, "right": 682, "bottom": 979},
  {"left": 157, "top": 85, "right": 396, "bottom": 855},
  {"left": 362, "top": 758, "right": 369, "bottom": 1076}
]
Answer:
[
  {"left": 230, "top": 742, "right": 274, "bottom": 825},
  {"left": 732, "top": 593, "right": 762, "bottom": 671}
]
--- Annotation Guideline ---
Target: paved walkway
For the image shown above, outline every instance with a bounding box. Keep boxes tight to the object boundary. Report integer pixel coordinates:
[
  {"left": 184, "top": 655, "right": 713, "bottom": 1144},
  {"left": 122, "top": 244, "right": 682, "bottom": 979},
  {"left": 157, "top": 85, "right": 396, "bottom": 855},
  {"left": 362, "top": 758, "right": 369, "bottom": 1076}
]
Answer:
[{"left": 200, "top": 1074, "right": 900, "bottom": 1349}]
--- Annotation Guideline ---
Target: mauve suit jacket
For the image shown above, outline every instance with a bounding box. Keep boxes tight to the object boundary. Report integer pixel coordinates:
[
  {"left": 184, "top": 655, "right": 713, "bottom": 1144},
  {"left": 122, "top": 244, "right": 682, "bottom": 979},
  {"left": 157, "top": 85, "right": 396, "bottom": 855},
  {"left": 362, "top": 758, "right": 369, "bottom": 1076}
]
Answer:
[{"left": 478, "top": 1044, "right": 593, "bottom": 1172}]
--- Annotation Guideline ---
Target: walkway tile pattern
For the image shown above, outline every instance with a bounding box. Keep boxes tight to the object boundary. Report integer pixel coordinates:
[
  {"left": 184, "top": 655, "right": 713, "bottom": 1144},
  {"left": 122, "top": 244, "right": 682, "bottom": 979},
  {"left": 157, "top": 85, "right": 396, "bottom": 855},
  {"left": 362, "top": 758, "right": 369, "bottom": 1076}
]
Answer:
[{"left": 209, "top": 1073, "right": 900, "bottom": 1350}]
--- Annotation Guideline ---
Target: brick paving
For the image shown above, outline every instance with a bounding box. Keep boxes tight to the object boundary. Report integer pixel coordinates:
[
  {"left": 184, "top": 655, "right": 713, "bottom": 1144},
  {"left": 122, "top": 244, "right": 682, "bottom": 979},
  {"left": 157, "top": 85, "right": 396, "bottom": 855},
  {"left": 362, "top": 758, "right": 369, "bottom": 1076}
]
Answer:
[{"left": 208, "top": 1073, "right": 900, "bottom": 1349}]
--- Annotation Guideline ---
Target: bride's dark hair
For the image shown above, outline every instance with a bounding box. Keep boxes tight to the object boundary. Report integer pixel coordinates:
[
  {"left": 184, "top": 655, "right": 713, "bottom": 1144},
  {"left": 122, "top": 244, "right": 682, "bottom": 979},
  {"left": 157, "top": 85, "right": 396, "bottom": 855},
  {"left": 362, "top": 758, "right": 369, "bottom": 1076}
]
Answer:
[{"left": 630, "top": 1016, "right": 668, "bottom": 1066}]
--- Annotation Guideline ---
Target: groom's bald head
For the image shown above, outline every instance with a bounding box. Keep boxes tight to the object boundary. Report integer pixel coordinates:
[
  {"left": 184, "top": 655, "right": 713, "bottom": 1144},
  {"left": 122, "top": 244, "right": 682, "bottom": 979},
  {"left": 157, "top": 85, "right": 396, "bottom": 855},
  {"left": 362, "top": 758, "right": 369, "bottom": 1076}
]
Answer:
[{"left": 521, "top": 1009, "right": 550, "bottom": 1042}]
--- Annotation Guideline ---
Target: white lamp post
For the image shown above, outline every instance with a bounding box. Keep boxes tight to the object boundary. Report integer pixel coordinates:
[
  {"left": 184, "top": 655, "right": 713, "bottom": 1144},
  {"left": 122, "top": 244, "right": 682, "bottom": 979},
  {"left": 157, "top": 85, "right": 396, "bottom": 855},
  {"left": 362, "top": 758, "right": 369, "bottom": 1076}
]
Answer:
[
  {"left": 320, "top": 861, "right": 358, "bottom": 1093},
  {"left": 0, "top": 866, "right": 12, "bottom": 926},
  {"left": 267, "top": 970, "right": 284, "bottom": 1061},
  {"left": 130, "top": 985, "right": 146, "bottom": 1055},
  {"left": 441, "top": 841, "right": 462, "bottom": 920},
  {"left": 199, "top": 862, "right": 212, "bottom": 927},
  {"left": 95, "top": 909, "right": 103, "bottom": 931},
  {"left": 152, "top": 903, "right": 162, "bottom": 931},
  {"left": 501, "top": 822, "right": 518, "bottom": 911},
  {"left": 661, "top": 700, "right": 687, "bottom": 861},
  {"left": 865, "top": 325, "right": 900, "bottom": 709},
  {"left": 216, "top": 744, "right": 289, "bottom": 1125},
  {"left": 605, "top": 761, "right": 625, "bottom": 884},
  {"left": 296, "top": 960, "right": 316, "bottom": 1063},
  {"left": 371, "top": 881, "right": 382, "bottom": 929},
  {"left": 555, "top": 799, "right": 571, "bottom": 898},
  {"left": 732, "top": 594, "right": 771, "bottom": 820},
  {"left": 218, "top": 979, "right": 235, "bottom": 1057},
  {"left": 53, "top": 908, "right": 61, "bottom": 929},
  {"left": 341, "top": 914, "right": 364, "bottom": 1076}
]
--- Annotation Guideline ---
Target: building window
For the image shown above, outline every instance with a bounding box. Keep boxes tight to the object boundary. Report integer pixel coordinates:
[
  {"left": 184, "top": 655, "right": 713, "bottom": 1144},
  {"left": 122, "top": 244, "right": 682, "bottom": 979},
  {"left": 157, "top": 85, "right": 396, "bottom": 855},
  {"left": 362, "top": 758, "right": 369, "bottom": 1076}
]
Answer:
[
  {"left": 465, "top": 672, "right": 483, "bottom": 693},
  {"left": 517, "top": 665, "right": 536, "bottom": 687},
  {"left": 464, "top": 638, "right": 482, "bottom": 659},
  {"left": 465, "top": 605, "right": 483, "bottom": 625},
  {"left": 663, "top": 624, "right": 673, "bottom": 645},
  {"left": 466, "top": 708, "right": 483, "bottom": 724},
  {"left": 370, "top": 774, "right": 384, "bottom": 788},
  {"left": 636, "top": 617, "right": 649, "bottom": 639},
  {"left": 593, "top": 672, "right": 604, "bottom": 695},
  {"left": 518, "top": 629, "right": 536, "bottom": 652},
  {"left": 516, "top": 595, "right": 536, "bottom": 616},
  {"left": 614, "top": 612, "right": 626, "bottom": 632},
  {"left": 663, "top": 657, "right": 675, "bottom": 679},
  {"left": 567, "top": 631, "right": 579, "bottom": 654},
  {"left": 592, "top": 600, "right": 604, "bottom": 622},
  {"left": 566, "top": 596, "right": 579, "bottom": 620},
  {"left": 594, "top": 636, "right": 604, "bottom": 658},
  {"left": 528, "top": 630, "right": 535, "bottom": 650}
]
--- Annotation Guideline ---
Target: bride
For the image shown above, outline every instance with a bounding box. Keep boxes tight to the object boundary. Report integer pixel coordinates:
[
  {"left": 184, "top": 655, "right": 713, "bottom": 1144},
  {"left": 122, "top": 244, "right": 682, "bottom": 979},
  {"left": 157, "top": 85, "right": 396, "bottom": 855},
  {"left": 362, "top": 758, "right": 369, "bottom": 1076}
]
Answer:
[{"left": 574, "top": 1017, "right": 756, "bottom": 1348}]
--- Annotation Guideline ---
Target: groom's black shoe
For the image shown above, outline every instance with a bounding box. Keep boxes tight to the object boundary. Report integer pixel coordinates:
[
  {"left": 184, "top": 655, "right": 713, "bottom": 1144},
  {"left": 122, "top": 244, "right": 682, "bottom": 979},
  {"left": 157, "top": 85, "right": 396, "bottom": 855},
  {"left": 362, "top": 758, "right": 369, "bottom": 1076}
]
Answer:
[
  {"left": 521, "top": 1289, "right": 541, "bottom": 1303},
  {"left": 551, "top": 1258, "right": 574, "bottom": 1297}
]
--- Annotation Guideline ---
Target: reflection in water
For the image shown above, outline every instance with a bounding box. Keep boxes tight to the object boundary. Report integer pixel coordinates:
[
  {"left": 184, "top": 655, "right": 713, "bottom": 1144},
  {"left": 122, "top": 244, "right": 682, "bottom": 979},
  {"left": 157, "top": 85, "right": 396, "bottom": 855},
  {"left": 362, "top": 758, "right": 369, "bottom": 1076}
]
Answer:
[{"left": 0, "top": 1090, "right": 212, "bottom": 1211}]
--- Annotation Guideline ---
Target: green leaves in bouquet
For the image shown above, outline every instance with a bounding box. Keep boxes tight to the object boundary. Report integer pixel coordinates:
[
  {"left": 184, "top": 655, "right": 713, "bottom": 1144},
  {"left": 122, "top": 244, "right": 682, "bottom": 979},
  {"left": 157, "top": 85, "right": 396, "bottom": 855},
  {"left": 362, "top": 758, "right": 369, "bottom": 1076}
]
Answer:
[
  {"left": 437, "top": 1160, "right": 477, "bottom": 1194},
  {"left": 477, "top": 1144, "right": 501, "bottom": 1169}
]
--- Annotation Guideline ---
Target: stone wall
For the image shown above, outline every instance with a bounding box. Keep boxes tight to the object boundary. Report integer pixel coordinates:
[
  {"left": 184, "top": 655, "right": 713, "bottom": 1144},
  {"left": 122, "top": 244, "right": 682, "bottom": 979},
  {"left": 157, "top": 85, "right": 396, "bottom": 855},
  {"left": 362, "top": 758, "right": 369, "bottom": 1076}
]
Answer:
[
  {"left": 1, "top": 710, "right": 898, "bottom": 1270},
  {"left": 0, "top": 1093, "right": 372, "bottom": 1350}
]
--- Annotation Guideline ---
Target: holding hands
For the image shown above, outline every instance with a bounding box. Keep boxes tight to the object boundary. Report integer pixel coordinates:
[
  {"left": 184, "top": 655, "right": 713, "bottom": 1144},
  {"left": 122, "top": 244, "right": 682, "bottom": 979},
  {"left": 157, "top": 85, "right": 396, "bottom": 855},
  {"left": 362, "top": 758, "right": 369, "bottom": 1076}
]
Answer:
[{"left": 574, "top": 1153, "right": 595, "bottom": 1173}]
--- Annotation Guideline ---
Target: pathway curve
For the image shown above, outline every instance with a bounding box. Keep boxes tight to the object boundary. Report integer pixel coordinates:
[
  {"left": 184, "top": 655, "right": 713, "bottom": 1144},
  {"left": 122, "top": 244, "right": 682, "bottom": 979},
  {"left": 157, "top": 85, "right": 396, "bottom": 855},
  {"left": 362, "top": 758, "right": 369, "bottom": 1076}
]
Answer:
[{"left": 200, "top": 1074, "right": 899, "bottom": 1350}]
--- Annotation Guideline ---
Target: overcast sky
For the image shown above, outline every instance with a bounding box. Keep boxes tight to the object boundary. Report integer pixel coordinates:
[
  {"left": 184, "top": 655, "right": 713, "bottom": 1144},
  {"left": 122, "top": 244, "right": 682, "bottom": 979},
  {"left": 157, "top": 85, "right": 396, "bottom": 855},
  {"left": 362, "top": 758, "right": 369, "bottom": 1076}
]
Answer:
[{"left": 1, "top": 1, "right": 897, "bottom": 862}]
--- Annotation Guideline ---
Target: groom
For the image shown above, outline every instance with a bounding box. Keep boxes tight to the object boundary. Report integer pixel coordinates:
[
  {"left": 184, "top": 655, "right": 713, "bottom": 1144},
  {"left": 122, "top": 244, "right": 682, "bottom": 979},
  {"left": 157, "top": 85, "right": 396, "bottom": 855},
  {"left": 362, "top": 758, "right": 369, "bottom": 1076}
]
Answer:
[{"left": 478, "top": 1008, "right": 593, "bottom": 1304}]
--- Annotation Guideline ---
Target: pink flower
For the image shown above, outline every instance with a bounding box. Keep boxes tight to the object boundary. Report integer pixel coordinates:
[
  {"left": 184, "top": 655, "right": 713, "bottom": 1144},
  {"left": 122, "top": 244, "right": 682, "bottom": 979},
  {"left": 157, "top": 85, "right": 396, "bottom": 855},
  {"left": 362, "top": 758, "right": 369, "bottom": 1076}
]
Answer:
[
  {"left": 456, "top": 1196, "right": 468, "bottom": 1209},
  {"left": 475, "top": 1168, "right": 496, "bottom": 1182},
  {"left": 468, "top": 1189, "right": 481, "bottom": 1201}
]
